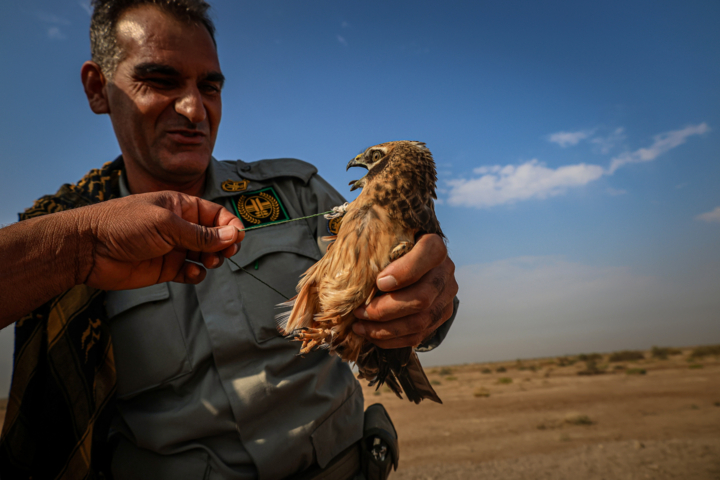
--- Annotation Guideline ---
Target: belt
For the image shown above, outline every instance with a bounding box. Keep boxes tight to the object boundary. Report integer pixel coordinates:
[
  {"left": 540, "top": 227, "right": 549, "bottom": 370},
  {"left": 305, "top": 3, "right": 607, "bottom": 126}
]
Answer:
[{"left": 293, "top": 442, "right": 361, "bottom": 480}]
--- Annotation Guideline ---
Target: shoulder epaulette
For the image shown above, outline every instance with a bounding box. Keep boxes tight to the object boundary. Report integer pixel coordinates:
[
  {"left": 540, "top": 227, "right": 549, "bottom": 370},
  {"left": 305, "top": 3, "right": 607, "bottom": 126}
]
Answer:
[{"left": 224, "top": 158, "right": 318, "bottom": 184}]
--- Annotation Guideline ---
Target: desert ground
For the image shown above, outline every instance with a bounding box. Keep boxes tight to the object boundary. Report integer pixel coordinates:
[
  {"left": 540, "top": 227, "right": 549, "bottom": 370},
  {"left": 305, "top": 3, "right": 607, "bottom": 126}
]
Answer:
[
  {"left": 362, "top": 346, "right": 720, "bottom": 479},
  {"left": 1, "top": 346, "right": 718, "bottom": 479}
]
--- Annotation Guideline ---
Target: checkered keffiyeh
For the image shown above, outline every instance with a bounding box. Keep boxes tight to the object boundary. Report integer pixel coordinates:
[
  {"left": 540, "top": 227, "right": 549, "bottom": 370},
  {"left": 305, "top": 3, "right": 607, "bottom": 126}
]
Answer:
[{"left": 0, "top": 159, "right": 123, "bottom": 480}]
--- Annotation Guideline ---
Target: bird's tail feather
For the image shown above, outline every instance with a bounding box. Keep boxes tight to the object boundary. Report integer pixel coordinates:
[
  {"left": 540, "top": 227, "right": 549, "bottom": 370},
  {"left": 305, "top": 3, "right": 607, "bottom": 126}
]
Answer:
[{"left": 361, "top": 347, "right": 442, "bottom": 404}]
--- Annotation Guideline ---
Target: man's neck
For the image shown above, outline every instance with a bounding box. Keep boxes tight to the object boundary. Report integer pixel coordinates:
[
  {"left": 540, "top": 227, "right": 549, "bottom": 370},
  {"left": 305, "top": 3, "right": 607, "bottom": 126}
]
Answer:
[{"left": 124, "top": 162, "right": 207, "bottom": 197}]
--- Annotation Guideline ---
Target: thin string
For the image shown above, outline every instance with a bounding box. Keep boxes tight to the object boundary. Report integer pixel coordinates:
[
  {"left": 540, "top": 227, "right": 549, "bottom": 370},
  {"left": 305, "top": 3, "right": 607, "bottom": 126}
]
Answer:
[
  {"left": 227, "top": 257, "right": 290, "bottom": 300},
  {"left": 228, "top": 209, "right": 337, "bottom": 299},
  {"left": 237, "top": 211, "right": 333, "bottom": 232}
]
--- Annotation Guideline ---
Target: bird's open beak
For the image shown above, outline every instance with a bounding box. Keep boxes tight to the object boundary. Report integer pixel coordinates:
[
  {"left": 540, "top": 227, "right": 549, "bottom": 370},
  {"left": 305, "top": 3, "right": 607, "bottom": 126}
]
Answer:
[{"left": 346, "top": 155, "right": 368, "bottom": 171}]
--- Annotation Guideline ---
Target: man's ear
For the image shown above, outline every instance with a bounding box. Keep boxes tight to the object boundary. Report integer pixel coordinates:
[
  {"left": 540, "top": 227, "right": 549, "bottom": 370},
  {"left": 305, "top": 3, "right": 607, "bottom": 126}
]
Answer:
[{"left": 81, "top": 61, "right": 110, "bottom": 114}]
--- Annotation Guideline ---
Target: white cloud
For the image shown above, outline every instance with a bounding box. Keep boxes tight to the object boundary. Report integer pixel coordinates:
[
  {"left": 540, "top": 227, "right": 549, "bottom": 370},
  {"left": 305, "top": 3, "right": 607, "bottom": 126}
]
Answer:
[
  {"left": 606, "top": 187, "right": 627, "bottom": 196},
  {"left": 446, "top": 159, "right": 604, "bottom": 208},
  {"left": 35, "top": 11, "right": 71, "bottom": 25},
  {"left": 47, "top": 27, "right": 67, "bottom": 40},
  {"left": 337, "top": 35, "right": 347, "bottom": 46},
  {"left": 446, "top": 123, "right": 709, "bottom": 209},
  {"left": 696, "top": 206, "right": 720, "bottom": 223},
  {"left": 608, "top": 123, "right": 709, "bottom": 173},
  {"left": 590, "top": 127, "right": 626, "bottom": 154},
  {"left": 548, "top": 129, "right": 594, "bottom": 147},
  {"left": 78, "top": 1, "right": 92, "bottom": 15}
]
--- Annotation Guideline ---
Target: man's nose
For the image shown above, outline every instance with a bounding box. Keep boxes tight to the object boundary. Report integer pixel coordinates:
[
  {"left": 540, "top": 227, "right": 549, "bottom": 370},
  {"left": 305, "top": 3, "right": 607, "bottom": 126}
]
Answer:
[{"left": 175, "top": 86, "right": 206, "bottom": 124}]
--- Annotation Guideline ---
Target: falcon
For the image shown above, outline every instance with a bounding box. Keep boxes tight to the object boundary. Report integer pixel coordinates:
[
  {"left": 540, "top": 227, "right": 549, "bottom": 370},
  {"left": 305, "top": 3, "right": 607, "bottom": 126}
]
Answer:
[{"left": 278, "top": 140, "right": 443, "bottom": 404}]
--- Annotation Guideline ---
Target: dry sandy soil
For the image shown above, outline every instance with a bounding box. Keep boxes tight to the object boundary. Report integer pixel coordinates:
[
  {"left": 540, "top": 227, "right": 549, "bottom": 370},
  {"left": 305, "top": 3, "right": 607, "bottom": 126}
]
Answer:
[
  {"left": 362, "top": 347, "right": 720, "bottom": 479},
  {"left": 1, "top": 348, "right": 718, "bottom": 479}
]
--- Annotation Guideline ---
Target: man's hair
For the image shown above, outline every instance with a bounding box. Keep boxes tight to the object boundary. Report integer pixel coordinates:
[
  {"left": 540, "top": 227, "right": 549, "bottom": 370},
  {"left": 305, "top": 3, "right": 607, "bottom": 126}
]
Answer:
[{"left": 90, "top": 0, "right": 216, "bottom": 79}]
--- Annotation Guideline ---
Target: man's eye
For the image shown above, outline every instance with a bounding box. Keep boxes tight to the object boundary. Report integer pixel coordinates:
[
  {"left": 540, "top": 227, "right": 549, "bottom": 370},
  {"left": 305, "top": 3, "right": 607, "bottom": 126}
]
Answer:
[
  {"left": 145, "top": 78, "right": 174, "bottom": 87},
  {"left": 200, "top": 84, "right": 221, "bottom": 94}
]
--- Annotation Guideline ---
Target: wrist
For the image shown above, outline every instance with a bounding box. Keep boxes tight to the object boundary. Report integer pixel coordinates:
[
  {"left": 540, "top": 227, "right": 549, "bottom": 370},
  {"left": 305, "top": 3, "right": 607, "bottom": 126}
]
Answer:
[{"left": 67, "top": 206, "right": 99, "bottom": 286}]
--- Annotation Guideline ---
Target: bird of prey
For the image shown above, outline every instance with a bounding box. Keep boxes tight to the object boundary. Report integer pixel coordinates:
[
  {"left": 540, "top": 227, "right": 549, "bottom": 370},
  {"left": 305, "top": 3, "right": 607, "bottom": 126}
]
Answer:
[{"left": 278, "top": 140, "right": 443, "bottom": 404}]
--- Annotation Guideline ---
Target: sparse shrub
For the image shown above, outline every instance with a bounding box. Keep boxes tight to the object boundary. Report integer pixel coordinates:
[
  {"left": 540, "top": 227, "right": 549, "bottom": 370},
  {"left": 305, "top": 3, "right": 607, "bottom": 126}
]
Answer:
[
  {"left": 626, "top": 368, "right": 646, "bottom": 375},
  {"left": 481, "top": 368, "right": 492, "bottom": 374},
  {"left": 651, "top": 346, "right": 682, "bottom": 359},
  {"left": 577, "top": 360, "right": 606, "bottom": 376},
  {"left": 556, "top": 357, "right": 576, "bottom": 367},
  {"left": 383, "top": 386, "right": 392, "bottom": 392},
  {"left": 373, "top": 391, "right": 381, "bottom": 396},
  {"left": 445, "top": 376, "right": 458, "bottom": 381},
  {"left": 691, "top": 404, "right": 700, "bottom": 410},
  {"left": 496, "top": 366, "right": 507, "bottom": 373},
  {"left": 517, "top": 366, "right": 527, "bottom": 371},
  {"left": 609, "top": 350, "right": 645, "bottom": 362},
  {"left": 714, "top": 401, "right": 720, "bottom": 407},
  {"left": 578, "top": 353, "right": 602, "bottom": 362},
  {"left": 438, "top": 367, "right": 454, "bottom": 376},
  {"left": 559, "top": 433, "right": 571, "bottom": 442},
  {"left": 497, "top": 377, "right": 512, "bottom": 384},
  {"left": 565, "top": 414, "right": 593, "bottom": 425},
  {"left": 430, "top": 379, "right": 441, "bottom": 386},
  {"left": 688, "top": 364, "right": 703, "bottom": 369},
  {"left": 473, "top": 387, "right": 490, "bottom": 398},
  {"left": 613, "top": 365, "right": 626, "bottom": 371},
  {"left": 690, "top": 344, "right": 720, "bottom": 359}
]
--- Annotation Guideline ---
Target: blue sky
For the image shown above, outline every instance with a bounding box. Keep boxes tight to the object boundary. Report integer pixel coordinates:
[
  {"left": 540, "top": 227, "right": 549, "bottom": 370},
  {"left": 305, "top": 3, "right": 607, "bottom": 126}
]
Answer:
[{"left": 1, "top": 1, "right": 719, "bottom": 392}]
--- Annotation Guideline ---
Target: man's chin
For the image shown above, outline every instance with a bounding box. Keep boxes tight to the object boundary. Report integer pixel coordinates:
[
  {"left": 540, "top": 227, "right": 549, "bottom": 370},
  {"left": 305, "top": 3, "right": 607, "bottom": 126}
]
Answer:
[{"left": 156, "top": 151, "right": 212, "bottom": 181}]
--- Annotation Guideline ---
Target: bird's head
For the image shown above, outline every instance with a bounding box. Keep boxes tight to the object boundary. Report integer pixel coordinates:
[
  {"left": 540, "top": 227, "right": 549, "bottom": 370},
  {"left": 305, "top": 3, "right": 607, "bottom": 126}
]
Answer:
[{"left": 346, "top": 141, "right": 428, "bottom": 191}]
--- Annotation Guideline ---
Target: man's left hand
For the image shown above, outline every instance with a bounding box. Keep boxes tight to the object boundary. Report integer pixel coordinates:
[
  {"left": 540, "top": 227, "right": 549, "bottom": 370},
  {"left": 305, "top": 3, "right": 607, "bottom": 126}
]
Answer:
[{"left": 352, "top": 234, "right": 458, "bottom": 349}]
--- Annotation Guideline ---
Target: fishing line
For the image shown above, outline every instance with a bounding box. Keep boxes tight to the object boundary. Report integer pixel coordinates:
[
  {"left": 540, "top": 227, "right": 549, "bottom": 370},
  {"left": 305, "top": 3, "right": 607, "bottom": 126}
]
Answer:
[{"left": 226, "top": 204, "right": 348, "bottom": 299}]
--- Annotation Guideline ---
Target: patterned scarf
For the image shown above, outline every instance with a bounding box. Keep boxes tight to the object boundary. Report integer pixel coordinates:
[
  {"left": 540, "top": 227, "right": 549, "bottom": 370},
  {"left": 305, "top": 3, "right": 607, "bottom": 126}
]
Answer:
[{"left": 0, "top": 159, "right": 123, "bottom": 480}]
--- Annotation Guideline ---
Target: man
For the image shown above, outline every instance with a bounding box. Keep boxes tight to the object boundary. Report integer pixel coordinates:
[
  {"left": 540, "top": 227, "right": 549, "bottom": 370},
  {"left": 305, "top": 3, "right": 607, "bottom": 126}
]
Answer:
[{"left": 0, "top": 1, "right": 458, "bottom": 478}]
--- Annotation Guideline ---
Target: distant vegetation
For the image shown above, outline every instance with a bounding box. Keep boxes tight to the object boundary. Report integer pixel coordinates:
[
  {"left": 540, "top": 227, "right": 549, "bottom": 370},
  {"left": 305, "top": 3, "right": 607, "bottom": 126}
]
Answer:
[
  {"left": 565, "top": 414, "right": 594, "bottom": 426},
  {"left": 497, "top": 377, "right": 513, "bottom": 384},
  {"left": 651, "top": 346, "right": 682, "bottom": 359},
  {"left": 555, "top": 357, "right": 577, "bottom": 367},
  {"left": 438, "top": 367, "right": 454, "bottom": 376},
  {"left": 578, "top": 353, "right": 603, "bottom": 361},
  {"left": 609, "top": 350, "right": 645, "bottom": 362},
  {"left": 473, "top": 387, "right": 490, "bottom": 398},
  {"left": 626, "top": 368, "right": 646, "bottom": 375},
  {"left": 690, "top": 344, "right": 720, "bottom": 359},
  {"left": 496, "top": 366, "right": 507, "bottom": 373},
  {"left": 481, "top": 368, "right": 492, "bottom": 374}
]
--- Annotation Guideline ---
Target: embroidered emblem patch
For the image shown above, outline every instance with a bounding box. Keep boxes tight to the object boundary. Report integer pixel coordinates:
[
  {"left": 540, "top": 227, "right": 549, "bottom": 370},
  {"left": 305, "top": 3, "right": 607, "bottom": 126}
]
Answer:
[
  {"left": 232, "top": 187, "right": 290, "bottom": 226},
  {"left": 221, "top": 179, "right": 250, "bottom": 192},
  {"left": 327, "top": 216, "right": 343, "bottom": 235}
]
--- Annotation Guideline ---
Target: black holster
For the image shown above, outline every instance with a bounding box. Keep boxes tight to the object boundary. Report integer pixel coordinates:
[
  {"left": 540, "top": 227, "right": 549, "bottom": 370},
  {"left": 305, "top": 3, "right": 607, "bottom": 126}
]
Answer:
[{"left": 360, "top": 404, "right": 399, "bottom": 480}]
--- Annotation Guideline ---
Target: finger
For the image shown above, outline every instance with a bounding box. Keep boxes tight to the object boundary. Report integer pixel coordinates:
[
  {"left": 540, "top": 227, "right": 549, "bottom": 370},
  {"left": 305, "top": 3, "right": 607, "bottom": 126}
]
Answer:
[
  {"left": 189, "top": 196, "right": 245, "bottom": 242},
  {"left": 165, "top": 215, "right": 241, "bottom": 253},
  {"left": 376, "top": 234, "right": 447, "bottom": 292},
  {"left": 354, "top": 290, "right": 454, "bottom": 339},
  {"left": 200, "top": 251, "right": 224, "bottom": 269},
  {"left": 171, "top": 261, "right": 207, "bottom": 284},
  {"left": 357, "top": 256, "right": 455, "bottom": 322}
]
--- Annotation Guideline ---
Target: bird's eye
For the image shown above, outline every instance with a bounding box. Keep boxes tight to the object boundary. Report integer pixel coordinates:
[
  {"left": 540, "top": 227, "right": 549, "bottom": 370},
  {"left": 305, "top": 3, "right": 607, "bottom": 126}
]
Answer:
[{"left": 372, "top": 150, "right": 383, "bottom": 161}]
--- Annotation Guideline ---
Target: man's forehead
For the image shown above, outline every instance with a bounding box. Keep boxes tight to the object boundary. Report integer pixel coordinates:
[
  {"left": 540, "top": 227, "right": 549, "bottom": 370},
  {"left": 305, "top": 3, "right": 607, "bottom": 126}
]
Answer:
[{"left": 115, "top": 5, "right": 219, "bottom": 72}]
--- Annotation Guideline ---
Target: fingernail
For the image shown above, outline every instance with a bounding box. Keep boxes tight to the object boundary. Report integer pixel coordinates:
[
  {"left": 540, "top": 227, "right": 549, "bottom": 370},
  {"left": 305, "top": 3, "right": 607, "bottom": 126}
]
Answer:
[
  {"left": 377, "top": 275, "right": 397, "bottom": 291},
  {"left": 353, "top": 323, "right": 366, "bottom": 336},
  {"left": 211, "top": 256, "right": 220, "bottom": 268},
  {"left": 219, "top": 226, "right": 235, "bottom": 241}
]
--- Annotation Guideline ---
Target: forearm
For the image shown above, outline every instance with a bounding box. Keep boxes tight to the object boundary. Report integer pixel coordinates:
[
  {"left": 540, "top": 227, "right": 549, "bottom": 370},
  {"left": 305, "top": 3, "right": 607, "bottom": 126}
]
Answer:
[{"left": 0, "top": 210, "right": 92, "bottom": 329}]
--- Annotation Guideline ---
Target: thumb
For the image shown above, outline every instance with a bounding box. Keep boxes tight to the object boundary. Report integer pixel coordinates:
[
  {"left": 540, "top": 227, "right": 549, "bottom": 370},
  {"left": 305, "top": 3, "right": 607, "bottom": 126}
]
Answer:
[{"left": 168, "top": 216, "right": 240, "bottom": 253}]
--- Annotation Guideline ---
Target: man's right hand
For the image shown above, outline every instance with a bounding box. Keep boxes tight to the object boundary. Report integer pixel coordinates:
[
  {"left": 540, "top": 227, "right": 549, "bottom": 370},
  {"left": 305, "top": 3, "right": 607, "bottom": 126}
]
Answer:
[
  {"left": 0, "top": 191, "right": 244, "bottom": 328},
  {"left": 78, "top": 191, "right": 245, "bottom": 290}
]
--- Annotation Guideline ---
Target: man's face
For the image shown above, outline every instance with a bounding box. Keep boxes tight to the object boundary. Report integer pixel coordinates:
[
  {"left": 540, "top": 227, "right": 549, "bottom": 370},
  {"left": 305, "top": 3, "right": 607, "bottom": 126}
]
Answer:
[{"left": 106, "top": 5, "right": 223, "bottom": 189}]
